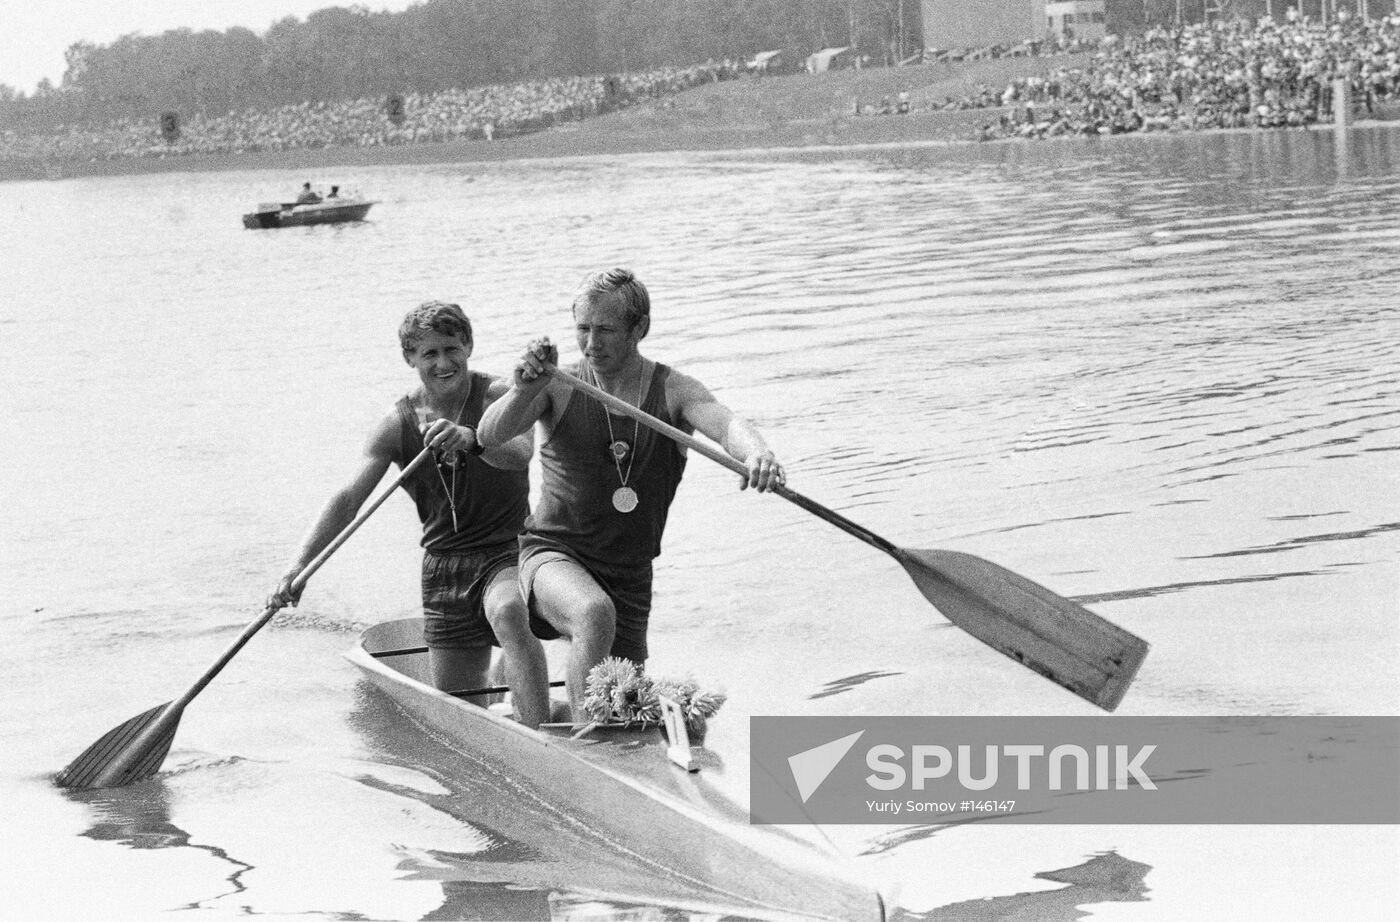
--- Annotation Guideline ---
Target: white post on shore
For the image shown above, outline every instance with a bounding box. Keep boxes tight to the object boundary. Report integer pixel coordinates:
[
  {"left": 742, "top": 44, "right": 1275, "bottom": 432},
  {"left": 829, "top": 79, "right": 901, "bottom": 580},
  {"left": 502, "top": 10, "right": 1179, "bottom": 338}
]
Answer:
[{"left": 1333, "top": 74, "right": 1352, "bottom": 179}]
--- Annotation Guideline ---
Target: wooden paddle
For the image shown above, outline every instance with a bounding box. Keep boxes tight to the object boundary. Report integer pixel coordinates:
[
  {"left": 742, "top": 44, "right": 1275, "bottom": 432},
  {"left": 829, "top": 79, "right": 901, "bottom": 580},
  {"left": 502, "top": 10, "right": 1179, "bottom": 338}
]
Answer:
[
  {"left": 550, "top": 369, "right": 1148, "bottom": 712},
  {"left": 55, "top": 448, "right": 434, "bottom": 790}
]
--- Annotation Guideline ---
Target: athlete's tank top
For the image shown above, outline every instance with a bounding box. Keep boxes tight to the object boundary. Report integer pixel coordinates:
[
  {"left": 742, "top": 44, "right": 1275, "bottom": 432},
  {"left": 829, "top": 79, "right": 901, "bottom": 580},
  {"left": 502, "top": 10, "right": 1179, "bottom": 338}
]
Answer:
[
  {"left": 390, "top": 371, "right": 530, "bottom": 553},
  {"left": 524, "top": 362, "right": 688, "bottom": 570}
]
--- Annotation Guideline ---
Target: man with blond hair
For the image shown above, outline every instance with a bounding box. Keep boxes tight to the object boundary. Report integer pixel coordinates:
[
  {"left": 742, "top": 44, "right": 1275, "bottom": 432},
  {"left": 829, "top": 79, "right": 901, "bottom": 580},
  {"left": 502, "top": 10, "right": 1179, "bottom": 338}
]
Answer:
[{"left": 478, "top": 269, "right": 785, "bottom": 720}]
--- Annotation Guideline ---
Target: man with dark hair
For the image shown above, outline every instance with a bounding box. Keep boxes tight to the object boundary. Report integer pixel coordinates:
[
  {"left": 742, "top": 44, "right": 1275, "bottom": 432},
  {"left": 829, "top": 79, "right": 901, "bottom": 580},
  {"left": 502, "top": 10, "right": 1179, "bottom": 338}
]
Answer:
[
  {"left": 271, "top": 301, "right": 548, "bottom": 727},
  {"left": 477, "top": 268, "right": 785, "bottom": 720},
  {"left": 295, "top": 182, "right": 321, "bottom": 204}
]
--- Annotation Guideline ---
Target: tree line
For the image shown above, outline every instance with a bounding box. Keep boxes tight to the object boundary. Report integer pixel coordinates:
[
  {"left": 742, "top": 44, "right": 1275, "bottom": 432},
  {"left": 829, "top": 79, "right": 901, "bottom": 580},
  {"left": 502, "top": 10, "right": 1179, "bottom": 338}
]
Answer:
[{"left": 1, "top": 0, "right": 923, "bottom": 130}]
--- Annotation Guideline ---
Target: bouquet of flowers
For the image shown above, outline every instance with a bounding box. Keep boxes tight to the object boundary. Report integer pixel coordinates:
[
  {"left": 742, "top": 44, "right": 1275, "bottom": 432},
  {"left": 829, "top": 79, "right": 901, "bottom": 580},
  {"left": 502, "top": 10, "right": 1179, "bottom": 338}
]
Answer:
[
  {"left": 653, "top": 675, "right": 727, "bottom": 739},
  {"left": 582, "top": 657, "right": 661, "bottom": 726},
  {"left": 582, "top": 657, "right": 727, "bottom": 741}
]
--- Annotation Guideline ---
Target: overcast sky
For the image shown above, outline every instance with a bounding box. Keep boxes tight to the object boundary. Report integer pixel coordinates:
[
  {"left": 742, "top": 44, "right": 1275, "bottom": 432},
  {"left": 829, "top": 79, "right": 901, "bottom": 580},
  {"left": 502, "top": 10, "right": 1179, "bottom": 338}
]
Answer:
[{"left": 2, "top": 2, "right": 418, "bottom": 93}]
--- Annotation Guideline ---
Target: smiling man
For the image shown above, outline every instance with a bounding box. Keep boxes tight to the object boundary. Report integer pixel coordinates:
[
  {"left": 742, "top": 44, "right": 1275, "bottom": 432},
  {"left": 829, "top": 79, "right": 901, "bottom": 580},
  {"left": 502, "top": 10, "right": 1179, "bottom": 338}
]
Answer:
[
  {"left": 476, "top": 268, "right": 785, "bottom": 720},
  {"left": 271, "top": 301, "right": 549, "bottom": 727}
]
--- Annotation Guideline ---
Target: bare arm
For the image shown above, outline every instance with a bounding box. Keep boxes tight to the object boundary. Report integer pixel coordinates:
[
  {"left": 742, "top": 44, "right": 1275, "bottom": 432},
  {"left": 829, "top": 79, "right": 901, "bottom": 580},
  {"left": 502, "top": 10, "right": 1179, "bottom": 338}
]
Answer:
[
  {"left": 420, "top": 377, "right": 535, "bottom": 469},
  {"left": 669, "top": 370, "right": 786, "bottom": 492},
  {"left": 269, "top": 414, "right": 399, "bottom": 606},
  {"left": 476, "top": 337, "right": 560, "bottom": 448},
  {"left": 474, "top": 377, "right": 535, "bottom": 469}
]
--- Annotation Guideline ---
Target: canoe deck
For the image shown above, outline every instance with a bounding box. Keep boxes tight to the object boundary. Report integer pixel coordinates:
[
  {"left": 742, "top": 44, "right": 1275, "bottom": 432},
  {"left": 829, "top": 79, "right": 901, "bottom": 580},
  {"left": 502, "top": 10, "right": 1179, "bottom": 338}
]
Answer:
[{"left": 346, "top": 618, "right": 885, "bottom": 921}]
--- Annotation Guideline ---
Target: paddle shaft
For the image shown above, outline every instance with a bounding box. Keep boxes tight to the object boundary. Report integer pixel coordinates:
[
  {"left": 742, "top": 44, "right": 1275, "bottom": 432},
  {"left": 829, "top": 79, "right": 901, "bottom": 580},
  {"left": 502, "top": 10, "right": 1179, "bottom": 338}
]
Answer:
[
  {"left": 216, "top": 446, "right": 435, "bottom": 693},
  {"left": 548, "top": 367, "right": 1148, "bottom": 712},
  {"left": 549, "top": 370, "right": 898, "bottom": 558},
  {"left": 90, "top": 448, "right": 432, "bottom": 788}
]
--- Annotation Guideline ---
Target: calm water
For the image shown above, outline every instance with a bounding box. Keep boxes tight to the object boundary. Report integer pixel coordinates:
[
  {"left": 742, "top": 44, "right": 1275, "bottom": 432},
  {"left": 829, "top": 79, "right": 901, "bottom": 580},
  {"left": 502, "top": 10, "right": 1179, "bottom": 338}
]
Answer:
[{"left": 2, "top": 126, "right": 1398, "bottom": 920}]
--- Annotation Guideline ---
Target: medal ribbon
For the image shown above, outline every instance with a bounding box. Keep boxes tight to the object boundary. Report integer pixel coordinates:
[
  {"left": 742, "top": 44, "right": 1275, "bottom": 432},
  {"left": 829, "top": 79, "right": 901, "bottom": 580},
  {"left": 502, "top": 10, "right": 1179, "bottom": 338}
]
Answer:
[
  {"left": 596, "top": 363, "right": 642, "bottom": 510},
  {"left": 429, "top": 379, "right": 472, "bottom": 532}
]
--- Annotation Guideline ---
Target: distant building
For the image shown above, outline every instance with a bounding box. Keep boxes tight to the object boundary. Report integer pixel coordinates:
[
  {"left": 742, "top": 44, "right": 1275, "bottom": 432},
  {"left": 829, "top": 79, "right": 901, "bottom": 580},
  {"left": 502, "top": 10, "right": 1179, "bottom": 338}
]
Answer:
[
  {"left": 919, "top": 0, "right": 1122, "bottom": 52},
  {"left": 1046, "top": 1, "right": 1107, "bottom": 42},
  {"left": 806, "top": 47, "right": 852, "bottom": 73},
  {"left": 747, "top": 50, "right": 785, "bottom": 74},
  {"left": 920, "top": 0, "right": 1044, "bottom": 52}
]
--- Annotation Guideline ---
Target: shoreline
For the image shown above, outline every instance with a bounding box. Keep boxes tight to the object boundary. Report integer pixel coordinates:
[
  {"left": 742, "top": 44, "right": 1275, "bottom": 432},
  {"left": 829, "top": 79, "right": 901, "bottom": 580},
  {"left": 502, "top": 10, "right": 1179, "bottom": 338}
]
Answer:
[
  {"left": 1, "top": 110, "right": 999, "bottom": 182},
  {"left": 8, "top": 52, "right": 1400, "bottom": 183},
  {"left": 14, "top": 112, "right": 1397, "bottom": 184},
  {"left": 0, "top": 57, "right": 1077, "bottom": 182}
]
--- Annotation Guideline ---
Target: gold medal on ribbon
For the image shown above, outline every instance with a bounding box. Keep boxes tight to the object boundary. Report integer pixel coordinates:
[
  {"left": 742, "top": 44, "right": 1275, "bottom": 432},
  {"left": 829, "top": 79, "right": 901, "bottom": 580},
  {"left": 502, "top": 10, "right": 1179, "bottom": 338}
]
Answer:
[
  {"left": 612, "top": 486, "right": 639, "bottom": 513},
  {"left": 596, "top": 364, "right": 645, "bottom": 516}
]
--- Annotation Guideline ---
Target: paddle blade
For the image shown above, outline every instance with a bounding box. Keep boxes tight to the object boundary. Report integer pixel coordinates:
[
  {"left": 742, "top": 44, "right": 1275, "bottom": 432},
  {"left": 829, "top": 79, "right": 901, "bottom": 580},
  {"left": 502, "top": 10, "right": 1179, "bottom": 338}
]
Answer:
[
  {"left": 897, "top": 549, "right": 1148, "bottom": 711},
  {"left": 54, "top": 702, "right": 180, "bottom": 790}
]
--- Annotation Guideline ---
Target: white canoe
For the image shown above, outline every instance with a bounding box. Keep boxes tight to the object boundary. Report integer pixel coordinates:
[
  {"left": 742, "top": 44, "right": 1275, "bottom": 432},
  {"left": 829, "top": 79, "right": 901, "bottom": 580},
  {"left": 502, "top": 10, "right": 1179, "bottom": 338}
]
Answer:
[{"left": 346, "top": 617, "right": 886, "bottom": 921}]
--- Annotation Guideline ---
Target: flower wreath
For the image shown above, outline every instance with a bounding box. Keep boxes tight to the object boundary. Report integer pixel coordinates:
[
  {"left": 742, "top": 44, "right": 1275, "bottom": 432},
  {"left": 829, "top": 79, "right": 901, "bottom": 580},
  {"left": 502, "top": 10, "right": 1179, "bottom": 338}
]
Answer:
[{"left": 582, "top": 657, "right": 727, "bottom": 736}]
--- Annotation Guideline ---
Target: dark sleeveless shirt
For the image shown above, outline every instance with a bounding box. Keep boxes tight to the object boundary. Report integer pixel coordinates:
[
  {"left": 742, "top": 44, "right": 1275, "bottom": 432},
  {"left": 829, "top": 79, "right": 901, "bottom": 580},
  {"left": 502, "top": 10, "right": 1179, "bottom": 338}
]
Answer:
[
  {"left": 523, "top": 362, "right": 688, "bottom": 570},
  {"left": 390, "top": 371, "right": 530, "bottom": 554}
]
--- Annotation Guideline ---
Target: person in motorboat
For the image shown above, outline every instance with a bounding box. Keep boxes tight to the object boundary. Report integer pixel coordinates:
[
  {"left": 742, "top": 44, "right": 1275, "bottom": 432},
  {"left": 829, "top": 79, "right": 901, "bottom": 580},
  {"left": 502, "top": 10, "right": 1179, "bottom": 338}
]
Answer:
[
  {"left": 327, "top": 185, "right": 340, "bottom": 199},
  {"left": 270, "top": 301, "right": 549, "bottom": 727},
  {"left": 295, "top": 182, "right": 322, "bottom": 204},
  {"left": 477, "top": 268, "right": 786, "bottom": 721}
]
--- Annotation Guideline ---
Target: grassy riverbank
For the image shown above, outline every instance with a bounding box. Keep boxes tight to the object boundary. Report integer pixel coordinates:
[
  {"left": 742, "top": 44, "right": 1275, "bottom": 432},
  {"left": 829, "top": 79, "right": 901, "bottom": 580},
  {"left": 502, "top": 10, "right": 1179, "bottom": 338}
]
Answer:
[
  {"left": 5, "top": 54, "right": 1086, "bottom": 181},
  {"left": 17, "top": 50, "right": 1394, "bottom": 183}
]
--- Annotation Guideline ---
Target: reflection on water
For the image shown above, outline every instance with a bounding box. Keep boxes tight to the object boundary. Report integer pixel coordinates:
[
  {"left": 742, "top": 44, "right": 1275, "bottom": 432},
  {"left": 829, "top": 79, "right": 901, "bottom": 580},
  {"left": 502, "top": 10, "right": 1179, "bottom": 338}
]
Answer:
[
  {"left": 72, "top": 781, "right": 253, "bottom": 910},
  {"left": 429, "top": 883, "right": 766, "bottom": 922},
  {"left": 350, "top": 682, "right": 770, "bottom": 922},
  {"left": 425, "top": 881, "right": 552, "bottom": 922},
  {"left": 809, "top": 670, "right": 906, "bottom": 700},
  {"left": 899, "top": 851, "right": 1151, "bottom": 922},
  {"left": 75, "top": 779, "right": 740, "bottom": 922}
]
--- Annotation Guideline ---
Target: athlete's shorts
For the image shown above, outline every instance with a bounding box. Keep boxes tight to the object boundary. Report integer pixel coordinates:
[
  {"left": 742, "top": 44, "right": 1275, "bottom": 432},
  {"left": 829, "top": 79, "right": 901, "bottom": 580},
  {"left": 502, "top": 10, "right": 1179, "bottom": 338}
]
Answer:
[
  {"left": 421, "top": 541, "right": 520, "bottom": 649},
  {"left": 517, "top": 539, "right": 653, "bottom": 664}
]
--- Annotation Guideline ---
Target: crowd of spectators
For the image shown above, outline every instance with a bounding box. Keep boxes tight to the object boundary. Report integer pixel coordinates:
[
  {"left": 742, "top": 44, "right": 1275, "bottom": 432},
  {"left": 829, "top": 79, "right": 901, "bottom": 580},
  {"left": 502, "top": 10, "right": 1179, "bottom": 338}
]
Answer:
[
  {"left": 965, "top": 13, "right": 1400, "bottom": 140},
  {"left": 0, "top": 60, "right": 741, "bottom": 166},
  {"left": 9, "top": 16, "right": 1400, "bottom": 164},
  {"left": 924, "top": 35, "right": 1100, "bottom": 65}
]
